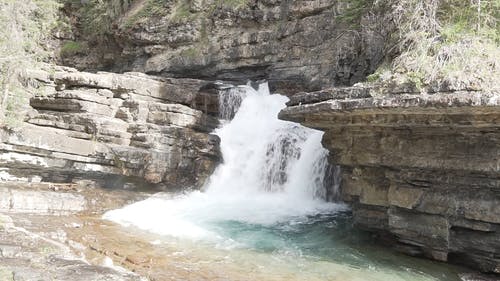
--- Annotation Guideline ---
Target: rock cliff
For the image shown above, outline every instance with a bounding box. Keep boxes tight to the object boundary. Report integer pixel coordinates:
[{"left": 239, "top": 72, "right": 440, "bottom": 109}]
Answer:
[
  {"left": 0, "top": 66, "right": 221, "bottom": 190},
  {"left": 62, "top": 0, "right": 391, "bottom": 94},
  {"left": 279, "top": 85, "right": 500, "bottom": 273}
]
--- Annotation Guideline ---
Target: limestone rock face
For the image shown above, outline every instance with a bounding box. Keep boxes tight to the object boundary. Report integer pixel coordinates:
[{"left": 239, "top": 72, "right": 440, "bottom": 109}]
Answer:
[
  {"left": 279, "top": 85, "right": 500, "bottom": 273},
  {"left": 64, "top": 0, "right": 391, "bottom": 95},
  {"left": 0, "top": 67, "right": 221, "bottom": 190}
]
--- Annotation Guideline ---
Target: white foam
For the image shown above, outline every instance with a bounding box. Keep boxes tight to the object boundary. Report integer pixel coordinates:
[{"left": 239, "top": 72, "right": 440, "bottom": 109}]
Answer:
[{"left": 104, "top": 82, "right": 346, "bottom": 243}]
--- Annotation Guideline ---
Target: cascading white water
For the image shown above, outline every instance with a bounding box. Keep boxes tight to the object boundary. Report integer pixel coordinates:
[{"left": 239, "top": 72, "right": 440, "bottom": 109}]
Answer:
[
  {"left": 217, "top": 85, "right": 250, "bottom": 120},
  {"left": 104, "top": 82, "right": 345, "bottom": 243},
  {"left": 102, "top": 83, "right": 462, "bottom": 281},
  {"left": 207, "top": 83, "right": 334, "bottom": 198}
]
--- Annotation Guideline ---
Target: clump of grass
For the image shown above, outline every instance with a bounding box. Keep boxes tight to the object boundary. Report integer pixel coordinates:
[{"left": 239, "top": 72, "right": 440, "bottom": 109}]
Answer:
[{"left": 439, "top": 0, "right": 499, "bottom": 43}]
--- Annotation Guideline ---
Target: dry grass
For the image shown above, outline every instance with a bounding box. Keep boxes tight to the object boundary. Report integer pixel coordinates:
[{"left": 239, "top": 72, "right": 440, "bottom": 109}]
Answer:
[{"left": 368, "top": 0, "right": 499, "bottom": 92}]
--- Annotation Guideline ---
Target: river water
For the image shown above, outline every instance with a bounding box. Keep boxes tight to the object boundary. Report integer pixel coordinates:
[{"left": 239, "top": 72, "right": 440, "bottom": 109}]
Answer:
[{"left": 104, "top": 83, "right": 461, "bottom": 281}]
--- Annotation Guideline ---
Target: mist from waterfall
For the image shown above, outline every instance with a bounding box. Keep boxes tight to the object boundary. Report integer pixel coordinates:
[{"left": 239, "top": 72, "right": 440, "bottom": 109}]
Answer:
[{"left": 104, "top": 82, "right": 345, "bottom": 242}]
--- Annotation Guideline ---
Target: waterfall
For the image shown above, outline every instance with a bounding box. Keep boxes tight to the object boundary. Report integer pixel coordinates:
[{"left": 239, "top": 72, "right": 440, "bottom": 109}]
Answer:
[
  {"left": 101, "top": 82, "right": 459, "bottom": 281},
  {"left": 217, "top": 85, "right": 250, "bottom": 120},
  {"left": 104, "top": 82, "right": 345, "bottom": 242},
  {"left": 209, "top": 82, "right": 336, "bottom": 199}
]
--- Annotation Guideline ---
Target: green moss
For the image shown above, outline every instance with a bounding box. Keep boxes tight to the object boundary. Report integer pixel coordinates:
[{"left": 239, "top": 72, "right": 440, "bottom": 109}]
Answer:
[
  {"left": 366, "top": 73, "right": 380, "bottom": 83},
  {"left": 112, "top": 153, "right": 129, "bottom": 174},
  {"left": 40, "top": 246, "right": 57, "bottom": 255},
  {"left": 365, "top": 63, "right": 391, "bottom": 83},
  {"left": 199, "top": 19, "right": 209, "bottom": 43},
  {"left": 61, "top": 41, "right": 86, "bottom": 57},
  {"left": 406, "top": 71, "right": 425, "bottom": 90}
]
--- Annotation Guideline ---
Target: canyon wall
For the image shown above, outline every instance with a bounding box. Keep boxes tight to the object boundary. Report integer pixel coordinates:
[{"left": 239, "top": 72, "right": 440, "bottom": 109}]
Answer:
[
  {"left": 3, "top": 0, "right": 392, "bottom": 192},
  {"left": 0, "top": 66, "right": 220, "bottom": 190},
  {"left": 62, "top": 0, "right": 391, "bottom": 94},
  {"left": 2, "top": 0, "right": 499, "bottom": 274},
  {"left": 279, "top": 85, "right": 500, "bottom": 273}
]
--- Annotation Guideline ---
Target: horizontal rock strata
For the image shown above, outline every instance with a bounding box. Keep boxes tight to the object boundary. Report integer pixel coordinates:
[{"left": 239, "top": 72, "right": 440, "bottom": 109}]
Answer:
[
  {"left": 279, "top": 85, "right": 500, "bottom": 273},
  {"left": 64, "top": 0, "right": 392, "bottom": 94},
  {"left": 0, "top": 66, "right": 221, "bottom": 190}
]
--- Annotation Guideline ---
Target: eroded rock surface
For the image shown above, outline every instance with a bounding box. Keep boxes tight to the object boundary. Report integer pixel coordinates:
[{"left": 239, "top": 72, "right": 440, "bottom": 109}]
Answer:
[
  {"left": 279, "top": 85, "right": 500, "bottom": 273},
  {"left": 0, "top": 66, "right": 221, "bottom": 190}
]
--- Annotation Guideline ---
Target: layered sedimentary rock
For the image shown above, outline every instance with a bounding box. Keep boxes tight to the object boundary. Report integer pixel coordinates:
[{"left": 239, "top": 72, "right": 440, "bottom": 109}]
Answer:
[
  {"left": 0, "top": 66, "right": 221, "bottom": 190},
  {"left": 279, "top": 85, "right": 500, "bottom": 273},
  {"left": 63, "top": 0, "right": 391, "bottom": 94}
]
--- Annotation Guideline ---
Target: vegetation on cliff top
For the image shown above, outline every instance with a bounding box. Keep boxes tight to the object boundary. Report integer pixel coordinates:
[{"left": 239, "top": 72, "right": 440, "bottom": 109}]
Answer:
[
  {"left": 0, "top": 0, "right": 61, "bottom": 126},
  {"left": 366, "top": 0, "right": 499, "bottom": 92}
]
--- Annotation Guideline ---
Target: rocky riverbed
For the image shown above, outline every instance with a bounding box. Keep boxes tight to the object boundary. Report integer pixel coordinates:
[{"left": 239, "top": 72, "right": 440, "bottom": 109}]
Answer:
[
  {"left": 1, "top": 182, "right": 499, "bottom": 281},
  {"left": 0, "top": 182, "right": 148, "bottom": 281}
]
